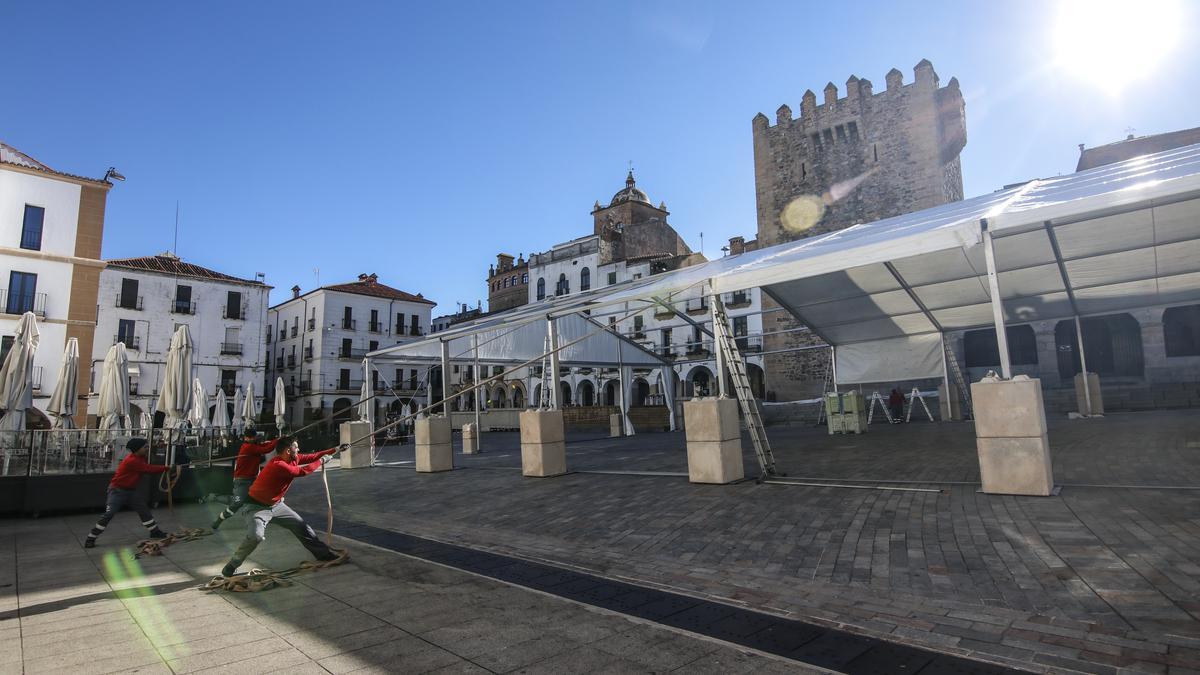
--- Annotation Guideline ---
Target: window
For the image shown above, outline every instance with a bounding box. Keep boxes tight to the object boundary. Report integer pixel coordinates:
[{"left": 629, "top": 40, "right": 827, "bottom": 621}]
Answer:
[
  {"left": 20, "top": 205, "right": 44, "bottom": 251},
  {"left": 396, "top": 312, "right": 406, "bottom": 335},
  {"left": 511, "top": 275, "right": 517, "bottom": 286},
  {"left": 409, "top": 369, "right": 418, "bottom": 390},
  {"left": 536, "top": 278, "right": 546, "bottom": 300},
  {"left": 343, "top": 306, "right": 353, "bottom": 330},
  {"left": 733, "top": 316, "right": 748, "bottom": 336},
  {"left": 369, "top": 340, "right": 378, "bottom": 352},
  {"left": 580, "top": 267, "right": 591, "bottom": 291},
  {"left": 503, "top": 277, "right": 510, "bottom": 288},
  {"left": 291, "top": 316, "right": 298, "bottom": 337},
  {"left": 225, "top": 289, "right": 241, "bottom": 317},
  {"left": 174, "top": 285, "right": 192, "bottom": 314},
  {"left": 369, "top": 309, "right": 380, "bottom": 332},
  {"left": 119, "top": 278, "right": 140, "bottom": 309},
  {"left": 117, "top": 319, "right": 136, "bottom": 348},
  {"left": 633, "top": 315, "right": 643, "bottom": 335},
  {"left": 223, "top": 327, "right": 241, "bottom": 355},
  {"left": 964, "top": 325, "right": 1039, "bottom": 367},
  {"left": 6, "top": 271, "right": 37, "bottom": 315},
  {"left": 395, "top": 368, "right": 403, "bottom": 387},
  {"left": 661, "top": 328, "right": 672, "bottom": 356},
  {"left": 1164, "top": 305, "right": 1200, "bottom": 356},
  {"left": 341, "top": 338, "right": 352, "bottom": 358},
  {"left": 847, "top": 121, "right": 859, "bottom": 142},
  {"left": 0, "top": 336, "right": 13, "bottom": 364},
  {"left": 521, "top": 273, "right": 528, "bottom": 284},
  {"left": 410, "top": 314, "right": 419, "bottom": 335},
  {"left": 220, "top": 369, "right": 237, "bottom": 396},
  {"left": 339, "top": 368, "right": 350, "bottom": 389},
  {"left": 556, "top": 273, "right": 569, "bottom": 296}
]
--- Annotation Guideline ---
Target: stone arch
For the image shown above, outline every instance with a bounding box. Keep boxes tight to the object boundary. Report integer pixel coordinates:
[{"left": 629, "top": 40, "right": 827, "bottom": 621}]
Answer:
[
  {"left": 688, "top": 366, "right": 713, "bottom": 397},
  {"left": 603, "top": 380, "right": 619, "bottom": 406},
  {"left": 332, "top": 397, "right": 354, "bottom": 424},
  {"left": 559, "top": 380, "right": 572, "bottom": 407},
  {"left": 509, "top": 382, "right": 527, "bottom": 408},
  {"left": 632, "top": 378, "right": 650, "bottom": 407},
  {"left": 745, "top": 363, "right": 766, "bottom": 399},
  {"left": 532, "top": 383, "right": 542, "bottom": 408},
  {"left": 577, "top": 380, "right": 595, "bottom": 406}
]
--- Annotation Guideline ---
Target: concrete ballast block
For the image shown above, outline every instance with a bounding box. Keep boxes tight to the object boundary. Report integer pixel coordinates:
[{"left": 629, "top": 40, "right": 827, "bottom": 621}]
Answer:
[
  {"left": 521, "top": 440, "right": 567, "bottom": 477},
  {"left": 970, "top": 378, "right": 1047, "bottom": 438},
  {"left": 977, "top": 434, "right": 1053, "bottom": 496},
  {"left": 415, "top": 414, "right": 452, "bottom": 446},
  {"left": 338, "top": 421, "right": 373, "bottom": 469},
  {"left": 519, "top": 409, "right": 564, "bottom": 444},
  {"left": 462, "top": 422, "right": 479, "bottom": 454},
  {"left": 683, "top": 398, "right": 740, "bottom": 442},
  {"left": 938, "top": 383, "right": 963, "bottom": 421},
  {"left": 609, "top": 413, "right": 623, "bottom": 438},
  {"left": 1073, "top": 372, "right": 1104, "bottom": 415},
  {"left": 415, "top": 415, "right": 453, "bottom": 473},
  {"left": 685, "top": 439, "right": 744, "bottom": 485}
]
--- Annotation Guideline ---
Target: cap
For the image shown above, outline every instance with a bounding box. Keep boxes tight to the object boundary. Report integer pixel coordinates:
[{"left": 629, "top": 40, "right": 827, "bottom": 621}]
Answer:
[{"left": 126, "top": 437, "right": 148, "bottom": 452}]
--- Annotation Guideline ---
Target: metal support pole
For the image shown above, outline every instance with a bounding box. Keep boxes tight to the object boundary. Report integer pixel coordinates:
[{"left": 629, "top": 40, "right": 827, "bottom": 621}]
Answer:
[
  {"left": 981, "top": 221, "right": 1012, "bottom": 379},
  {"left": 939, "top": 335, "right": 951, "bottom": 398},
  {"left": 547, "top": 317, "right": 561, "bottom": 410},
  {"left": 439, "top": 340, "right": 450, "bottom": 415},
  {"left": 831, "top": 345, "right": 839, "bottom": 394},
  {"left": 472, "top": 334, "right": 482, "bottom": 437},
  {"left": 1073, "top": 315, "right": 1093, "bottom": 415},
  {"left": 709, "top": 292, "right": 728, "bottom": 398}
]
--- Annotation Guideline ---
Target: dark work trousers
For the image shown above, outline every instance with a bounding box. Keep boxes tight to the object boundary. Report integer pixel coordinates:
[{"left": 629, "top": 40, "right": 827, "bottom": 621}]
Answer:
[
  {"left": 86, "top": 487, "right": 160, "bottom": 542},
  {"left": 213, "top": 478, "right": 254, "bottom": 527},
  {"left": 226, "top": 500, "right": 335, "bottom": 569}
]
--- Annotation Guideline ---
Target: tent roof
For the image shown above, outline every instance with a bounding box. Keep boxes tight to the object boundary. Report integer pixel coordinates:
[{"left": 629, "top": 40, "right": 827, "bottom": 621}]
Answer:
[{"left": 368, "top": 311, "right": 667, "bottom": 368}]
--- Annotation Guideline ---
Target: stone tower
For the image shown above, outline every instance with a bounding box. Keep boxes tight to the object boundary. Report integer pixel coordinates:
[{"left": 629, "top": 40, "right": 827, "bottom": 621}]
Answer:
[
  {"left": 592, "top": 171, "right": 691, "bottom": 265},
  {"left": 751, "top": 60, "right": 967, "bottom": 399}
]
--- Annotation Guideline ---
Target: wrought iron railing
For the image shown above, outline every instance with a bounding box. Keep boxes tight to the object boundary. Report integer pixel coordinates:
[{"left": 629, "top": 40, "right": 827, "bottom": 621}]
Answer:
[
  {"left": 1, "top": 290, "right": 47, "bottom": 317},
  {"left": 115, "top": 294, "right": 143, "bottom": 310}
]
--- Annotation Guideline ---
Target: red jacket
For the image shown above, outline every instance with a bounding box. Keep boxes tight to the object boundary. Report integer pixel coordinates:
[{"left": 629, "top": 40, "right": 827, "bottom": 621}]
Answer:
[
  {"left": 110, "top": 453, "right": 170, "bottom": 490},
  {"left": 248, "top": 449, "right": 336, "bottom": 506},
  {"left": 233, "top": 438, "right": 279, "bottom": 479}
]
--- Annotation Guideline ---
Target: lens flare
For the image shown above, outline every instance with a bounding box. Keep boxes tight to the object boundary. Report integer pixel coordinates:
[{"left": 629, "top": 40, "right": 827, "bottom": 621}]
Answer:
[{"left": 1052, "top": 0, "right": 1183, "bottom": 92}]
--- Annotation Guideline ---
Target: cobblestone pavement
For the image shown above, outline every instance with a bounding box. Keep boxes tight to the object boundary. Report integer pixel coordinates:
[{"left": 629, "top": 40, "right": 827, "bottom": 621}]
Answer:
[
  {"left": 0, "top": 506, "right": 816, "bottom": 673},
  {"left": 283, "top": 410, "right": 1200, "bottom": 674}
]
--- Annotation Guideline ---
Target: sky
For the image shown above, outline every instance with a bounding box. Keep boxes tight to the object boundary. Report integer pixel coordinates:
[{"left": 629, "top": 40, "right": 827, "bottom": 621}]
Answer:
[{"left": 3, "top": 1, "right": 1197, "bottom": 314}]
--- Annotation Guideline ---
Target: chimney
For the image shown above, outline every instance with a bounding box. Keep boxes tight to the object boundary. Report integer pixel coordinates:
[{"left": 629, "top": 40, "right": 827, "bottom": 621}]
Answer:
[
  {"left": 728, "top": 236, "right": 746, "bottom": 256},
  {"left": 291, "top": 285, "right": 301, "bottom": 299}
]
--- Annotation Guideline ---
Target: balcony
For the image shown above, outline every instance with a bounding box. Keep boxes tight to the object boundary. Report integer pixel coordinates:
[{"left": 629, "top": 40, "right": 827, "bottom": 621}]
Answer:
[
  {"left": 736, "top": 335, "right": 763, "bottom": 353},
  {"left": 335, "top": 379, "right": 363, "bottom": 392},
  {"left": 220, "top": 383, "right": 237, "bottom": 397},
  {"left": 114, "top": 334, "right": 140, "bottom": 351},
  {"left": 367, "top": 321, "right": 382, "bottom": 333},
  {"left": 266, "top": 331, "right": 272, "bottom": 344},
  {"left": 115, "top": 294, "right": 143, "bottom": 310},
  {"left": 275, "top": 356, "right": 285, "bottom": 368},
  {"left": 307, "top": 317, "right": 316, "bottom": 331},
  {"left": 290, "top": 325, "right": 298, "bottom": 338},
  {"left": 171, "top": 300, "right": 196, "bottom": 315},
  {"left": 220, "top": 342, "right": 243, "bottom": 356},
  {"left": 632, "top": 330, "right": 646, "bottom": 340},
  {"left": 299, "top": 379, "right": 313, "bottom": 393},
  {"left": 686, "top": 340, "right": 713, "bottom": 357},
  {"left": 654, "top": 306, "right": 675, "bottom": 320},
  {"left": 342, "top": 318, "right": 357, "bottom": 331},
  {"left": 659, "top": 346, "right": 675, "bottom": 358},
  {"left": 338, "top": 347, "right": 369, "bottom": 360},
  {"left": 286, "top": 354, "right": 297, "bottom": 368},
  {"left": 685, "top": 298, "right": 709, "bottom": 316},
  {"left": 728, "top": 292, "right": 751, "bottom": 309},
  {"left": 223, "top": 304, "right": 249, "bottom": 320},
  {"left": 304, "top": 346, "right": 313, "bottom": 360},
  {"left": 1, "top": 290, "right": 47, "bottom": 318}
]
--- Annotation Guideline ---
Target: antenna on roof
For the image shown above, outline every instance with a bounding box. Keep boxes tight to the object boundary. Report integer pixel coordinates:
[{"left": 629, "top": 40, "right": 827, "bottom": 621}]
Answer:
[{"left": 173, "top": 201, "right": 180, "bottom": 255}]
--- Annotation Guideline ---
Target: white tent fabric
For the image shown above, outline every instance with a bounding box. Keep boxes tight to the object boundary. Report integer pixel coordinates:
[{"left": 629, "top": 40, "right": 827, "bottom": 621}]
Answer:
[
  {"left": 274, "top": 378, "right": 286, "bottom": 431},
  {"left": 660, "top": 365, "right": 676, "bottom": 431},
  {"left": 47, "top": 337, "right": 79, "bottom": 429},
  {"left": 157, "top": 326, "right": 193, "bottom": 430},
  {"left": 96, "top": 342, "right": 131, "bottom": 443},
  {"left": 212, "top": 388, "right": 230, "bottom": 430},
  {"left": 834, "top": 335, "right": 945, "bottom": 385},
  {"left": 231, "top": 386, "right": 244, "bottom": 433},
  {"left": 358, "top": 360, "right": 374, "bottom": 427},
  {"left": 620, "top": 366, "right": 634, "bottom": 436}
]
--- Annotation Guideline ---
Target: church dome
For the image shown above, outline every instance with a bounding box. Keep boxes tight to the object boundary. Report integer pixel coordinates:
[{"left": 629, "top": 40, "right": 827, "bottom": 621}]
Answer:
[{"left": 609, "top": 170, "right": 650, "bottom": 206}]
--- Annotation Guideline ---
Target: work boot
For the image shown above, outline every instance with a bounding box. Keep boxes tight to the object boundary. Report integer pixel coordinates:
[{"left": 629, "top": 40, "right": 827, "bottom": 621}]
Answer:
[
  {"left": 83, "top": 538, "right": 96, "bottom": 549},
  {"left": 211, "top": 517, "right": 223, "bottom": 531},
  {"left": 149, "top": 528, "right": 168, "bottom": 539},
  {"left": 221, "top": 561, "right": 240, "bottom": 578}
]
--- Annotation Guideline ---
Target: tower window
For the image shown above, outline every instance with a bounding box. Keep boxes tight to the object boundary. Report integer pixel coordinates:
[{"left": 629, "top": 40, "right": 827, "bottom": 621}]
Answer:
[
  {"left": 847, "top": 121, "right": 859, "bottom": 142},
  {"left": 835, "top": 125, "right": 846, "bottom": 141},
  {"left": 810, "top": 133, "right": 821, "bottom": 150},
  {"left": 822, "top": 128, "right": 834, "bottom": 145}
]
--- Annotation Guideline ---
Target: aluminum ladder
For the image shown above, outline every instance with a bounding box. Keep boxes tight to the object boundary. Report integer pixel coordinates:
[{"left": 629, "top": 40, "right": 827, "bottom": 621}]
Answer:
[
  {"left": 942, "top": 334, "right": 973, "bottom": 419},
  {"left": 710, "top": 296, "right": 779, "bottom": 478}
]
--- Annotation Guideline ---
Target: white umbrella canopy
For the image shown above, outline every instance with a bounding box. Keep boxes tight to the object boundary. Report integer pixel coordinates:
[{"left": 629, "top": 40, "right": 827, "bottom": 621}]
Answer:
[
  {"left": 139, "top": 411, "right": 154, "bottom": 433},
  {"left": 212, "top": 388, "right": 230, "bottom": 430},
  {"left": 189, "top": 378, "right": 210, "bottom": 430},
  {"left": 0, "top": 312, "right": 40, "bottom": 433},
  {"left": 96, "top": 342, "right": 131, "bottom": 442},
  {"left": 274, "top": 377, "right": 286, "bottom": 432},
  {"left": 242, "top": 381, "right": 257, "bottom": 429},
  {"left": 156, "top": 325, "right": 193, "bottom": 431},
  {"left": 231, "top": 386, "right": 244, "bottom": 433},
  {"left": 47, "top": 337, "right": 79, "bottom": 429}
]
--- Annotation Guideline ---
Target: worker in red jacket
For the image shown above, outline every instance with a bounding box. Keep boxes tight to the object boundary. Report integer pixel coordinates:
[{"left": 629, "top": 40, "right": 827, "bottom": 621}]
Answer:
[
  {"left": 220, "top": 435, "right": 348, "bottom": 577},
  {"left": 211, "top": 428, "right": 278, "bottom": 530},
  {"left": 84, "top": 437, "right": 177, "bottom": 548}
]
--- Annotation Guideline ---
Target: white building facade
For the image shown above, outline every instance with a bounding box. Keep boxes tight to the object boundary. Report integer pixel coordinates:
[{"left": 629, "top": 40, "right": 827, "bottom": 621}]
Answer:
[
  {"left": 93, "top": 253, "right": 271, "bottom": 423},
  {"left": 266, "top": 273, "right": 435, "bottom": 429},
  {"left": 0, "top": 142, "right": 113, "bottom": 426}
]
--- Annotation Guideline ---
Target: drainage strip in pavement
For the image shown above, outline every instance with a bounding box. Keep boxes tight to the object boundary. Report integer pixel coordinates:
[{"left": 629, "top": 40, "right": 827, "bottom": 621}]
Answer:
[{"left": 314, "top": 513, "right": 1021, "bottom": 675}]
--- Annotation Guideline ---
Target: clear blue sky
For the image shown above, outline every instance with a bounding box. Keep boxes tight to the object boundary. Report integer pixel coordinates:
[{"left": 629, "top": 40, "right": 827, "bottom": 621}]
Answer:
[{"left": 3, "top": 1, "right": 1197, "bottom": 313}]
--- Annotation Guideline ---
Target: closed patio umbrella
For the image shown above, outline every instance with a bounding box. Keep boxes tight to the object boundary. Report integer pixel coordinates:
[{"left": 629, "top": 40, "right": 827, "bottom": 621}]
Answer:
[
  {"left": 274, "top": 377, "right": 286, "bottom": 433},
  {"left": 47, "top": 337, "right": 79, "bottom": 430},
  {"left": 231, "top": 386, "right": 244, "bottom": 433},
  {"left": 189, "top": 378, "right": 210, "bottom": 430},
  {"left": 139, "top": 411, "right": 154, "bottom": 433},
  {"left": 358, "top": 360, "right": 374, "bottom": 427},
  {"left": 156, "top": 325, "right": 193, "bottom": 433},
  {"left": 96, "top": 342, "right": 131, "bottom": 444},
  {"left": 0, "top": 312, "right": 39, "bottom": 475},
  {"left": 212, "top": 387, "right": 230, "bottom": 430},
  {"left": 242, "top": 381, "right": 257, "bottom": 429}
]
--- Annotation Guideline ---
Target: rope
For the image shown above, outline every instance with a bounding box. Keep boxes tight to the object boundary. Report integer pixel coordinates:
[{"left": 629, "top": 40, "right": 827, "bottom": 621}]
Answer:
[
  {"left": 134, "top": 527, "right": 211, "bottom": 558},
  {"left": 157, "top": 465, "right": 182, "bottom": 512},
  {"left": 321, "top": 455, "right": 334, "bottom": 545},
  {"left": 200, "top": 547, "right": 350, "bottom": 593}
]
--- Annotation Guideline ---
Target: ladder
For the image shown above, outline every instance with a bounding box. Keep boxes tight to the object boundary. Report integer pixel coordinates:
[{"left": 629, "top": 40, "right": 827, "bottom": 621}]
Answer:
[
  {"left": 815, "top": 348, "right": 834, "bottom": 426},
  {"left": 942, "top": 335, "right": 973, "bottom": 419},
  {"left": 710, "top": 296, "right": 779, "bottom": 478}
]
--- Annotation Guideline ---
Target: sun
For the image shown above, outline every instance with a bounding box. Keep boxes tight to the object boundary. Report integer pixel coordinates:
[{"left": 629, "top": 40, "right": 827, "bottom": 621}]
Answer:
[{"left": 1051, "top": 0, "right": 1183, "bottom": 92}]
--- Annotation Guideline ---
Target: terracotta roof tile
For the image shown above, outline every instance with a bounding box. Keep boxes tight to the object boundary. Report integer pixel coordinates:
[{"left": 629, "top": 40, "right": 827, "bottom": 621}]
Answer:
[
  {"left": 323, "top": 274, "right": 435, "bottom": 305},
  {"left": 0, "top": 141, "right": 111, "bottom": 185},
  {"left": 105, "top": 253, "right": 265, "bottom": 285}
]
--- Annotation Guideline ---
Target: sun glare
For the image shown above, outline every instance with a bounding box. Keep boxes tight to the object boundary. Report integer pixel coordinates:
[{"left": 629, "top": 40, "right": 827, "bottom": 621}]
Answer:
[{"left": 1052, "top": 0, "right": 1183, "bottom": 92}]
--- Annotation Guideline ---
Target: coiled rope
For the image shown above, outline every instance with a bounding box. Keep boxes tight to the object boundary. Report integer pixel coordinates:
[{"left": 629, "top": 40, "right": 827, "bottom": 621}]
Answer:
[
  {"left": 200, "top": 547, "right": 350, "bottom": 592},
  {"left": 134, "top": 527, "right": 212, "bottom": 558}
]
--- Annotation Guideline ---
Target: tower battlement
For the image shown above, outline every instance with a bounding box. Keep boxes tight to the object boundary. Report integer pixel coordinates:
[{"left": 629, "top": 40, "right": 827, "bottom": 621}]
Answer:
[{"left": 752, "top": 59, "right": 967, "bottom": 247}]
